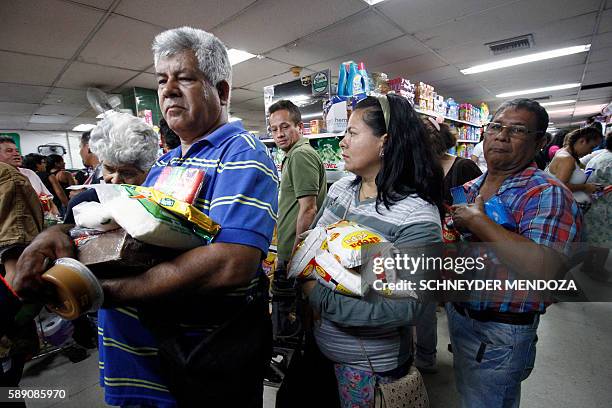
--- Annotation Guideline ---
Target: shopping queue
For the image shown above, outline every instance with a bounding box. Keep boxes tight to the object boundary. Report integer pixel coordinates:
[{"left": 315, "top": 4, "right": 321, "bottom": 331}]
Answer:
[{"left": 0, "top": 25, "right": 606, "bottom": 408}]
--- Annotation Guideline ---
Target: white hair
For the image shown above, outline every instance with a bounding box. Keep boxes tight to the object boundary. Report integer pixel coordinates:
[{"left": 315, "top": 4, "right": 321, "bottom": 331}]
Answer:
[
  {"left": 152, "top": 26, "right": 232, "bottom": 87},
  {"left": 89, "top": 112, "right": 159, "bottom": 172}
]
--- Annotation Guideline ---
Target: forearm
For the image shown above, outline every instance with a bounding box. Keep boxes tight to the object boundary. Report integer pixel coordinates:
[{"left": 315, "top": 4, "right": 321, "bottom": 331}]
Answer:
[
  {"left": 292, "top": 207, "right": 317, "bottom": 251},
  {"left": 467, "top": 216, "right": 564, "bottom": 279},
  {"left": 100, "top": 243, "right": 259, "bottom": 305},
  {"left": 566, "top": 183, "right": 590, "bottom": 192}
]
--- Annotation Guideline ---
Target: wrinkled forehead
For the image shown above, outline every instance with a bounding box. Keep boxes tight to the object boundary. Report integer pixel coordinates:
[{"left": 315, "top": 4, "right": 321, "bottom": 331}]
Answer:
[{"left": 493, "top": 107, "right": 537, "bottom": 128}]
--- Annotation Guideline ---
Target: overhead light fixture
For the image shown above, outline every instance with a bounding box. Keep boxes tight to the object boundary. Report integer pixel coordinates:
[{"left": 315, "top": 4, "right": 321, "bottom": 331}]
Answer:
[
  {"left": 362, "top": 0, "right": 388, "bottom": 4},
  {"left": 496, "top": 83, "right": 581, "bottom": 98},
  {"left": 229, "top": 116, "right": 242, "bottom": 122},
  {"left": 547, "top": 108, "right": 575, "bottom": 115},
  {"left": 540, "top": 100, "right": 576, "bottom": 107},
  {"left": 227, "top": 49, "right": 256, "bottom": 66},
  {"left": 72, "top": 124, "right": 97, "bottom": 132},
  {"left": 461, "top": 45, "right": 590, "bottom": 75}
]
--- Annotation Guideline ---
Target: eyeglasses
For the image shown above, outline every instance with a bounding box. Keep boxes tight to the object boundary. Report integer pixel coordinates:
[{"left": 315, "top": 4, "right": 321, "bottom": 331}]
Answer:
[{"left": 484, "top": 122, "right": 542, "bottom": 139}]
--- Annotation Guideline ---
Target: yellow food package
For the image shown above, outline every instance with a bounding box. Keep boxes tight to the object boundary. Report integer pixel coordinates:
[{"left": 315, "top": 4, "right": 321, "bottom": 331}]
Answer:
[
  {"left": 133, "top": 186, "right": 220, "bottom": 235},
  {"left": 325, "top": 221, "right": 387, "bottom": 269},
  {"left": 287, "top": 227, "right": 327, "bottom": 279},
  {"left": 313, "top": 250, "right": 365, "bottom": 296}
]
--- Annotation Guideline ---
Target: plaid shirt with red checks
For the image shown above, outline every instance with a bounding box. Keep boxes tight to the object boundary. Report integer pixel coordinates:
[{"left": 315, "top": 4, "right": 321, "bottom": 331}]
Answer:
[{"left": 461, "top": 164, "right": 582, "bottom": 313}]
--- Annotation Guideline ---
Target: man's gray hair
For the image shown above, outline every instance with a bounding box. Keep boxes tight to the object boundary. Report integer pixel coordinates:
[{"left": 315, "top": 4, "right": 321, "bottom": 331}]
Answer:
[
  {"left": 152, "top": 26, "right": 232, "bottom": 87},
  {"left": 89, "top": 112, "right": 159, "bottom": 172}
]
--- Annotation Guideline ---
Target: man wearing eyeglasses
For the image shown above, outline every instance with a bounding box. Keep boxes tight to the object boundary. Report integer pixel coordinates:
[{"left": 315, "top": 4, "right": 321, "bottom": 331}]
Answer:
[{"left": 447, "top": 98, "right": 582, "bottom": 407}]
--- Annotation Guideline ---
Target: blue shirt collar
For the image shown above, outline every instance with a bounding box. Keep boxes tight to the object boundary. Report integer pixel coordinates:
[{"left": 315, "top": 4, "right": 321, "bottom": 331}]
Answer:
[
  {"left": 467, "top": 163, "right": 539, "bottom": 196},
  {"left": 195, "top": 120, "right": 246, "bottom": 148}
]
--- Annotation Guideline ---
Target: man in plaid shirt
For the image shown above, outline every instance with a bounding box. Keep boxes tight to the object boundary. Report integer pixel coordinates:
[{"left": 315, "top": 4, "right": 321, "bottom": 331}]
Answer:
[{"left": 448, "top": 98, "right": 582, "bottom": 407}]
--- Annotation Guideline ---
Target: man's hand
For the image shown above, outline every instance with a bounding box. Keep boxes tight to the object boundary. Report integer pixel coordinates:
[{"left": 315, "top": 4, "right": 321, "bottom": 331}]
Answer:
[
  {"left": 451, "top": 195, "right": 486, "bottom": 230},
  {"left": 12, "top": 224, "right": 75, "bottom": 300},
  {"left": 302, "top": 280, "right": 317, "bottom": 297}
]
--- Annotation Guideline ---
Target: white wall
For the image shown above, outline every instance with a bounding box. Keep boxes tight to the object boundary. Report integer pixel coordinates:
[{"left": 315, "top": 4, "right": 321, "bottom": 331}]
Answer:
[{"left": 0, "top": 130, "right": 84, "bottom": 169}]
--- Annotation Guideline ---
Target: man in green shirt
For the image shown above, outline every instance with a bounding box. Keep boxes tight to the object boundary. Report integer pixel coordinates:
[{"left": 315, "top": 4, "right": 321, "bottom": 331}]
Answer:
[{"left": 269, "top": 100, "right": 326, "bottom": 339}]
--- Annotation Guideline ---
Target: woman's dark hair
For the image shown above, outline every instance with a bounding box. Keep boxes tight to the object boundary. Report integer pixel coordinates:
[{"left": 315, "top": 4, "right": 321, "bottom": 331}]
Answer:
[
  {"left": 564, "top": 126, "right": 603, "bottom": 160},
  {"left": 422, "top": 119, "right": 457, "bottom": 157},
  {"left": 606, "top": 131, "right": 612, "bottom": 152},
  {"left": 22, "top": 153, "right": 46, "bottom": 172},
  {"left": 159, "top": 118, "right": 181, "bottom": 149},
  {"left": 535, "top": 129, "right": 569, "bottom": 169},
  {"left": 351, "top": 95, "right": 444, "bottom": 216},
  {"left": 46, "top": 154, "right": 64, "bottom": 172}
]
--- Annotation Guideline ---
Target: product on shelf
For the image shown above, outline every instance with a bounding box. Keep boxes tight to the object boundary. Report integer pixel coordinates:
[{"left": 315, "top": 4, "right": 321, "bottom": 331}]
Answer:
[
  {"left": 446, "top": 98, "right": 459, "bottom": 119},
  {"left": 387, "top": 77, "right": 415, "bottom": 102},
  {"left": 415, "top": 82, "right": 435, "bottom": 111}
]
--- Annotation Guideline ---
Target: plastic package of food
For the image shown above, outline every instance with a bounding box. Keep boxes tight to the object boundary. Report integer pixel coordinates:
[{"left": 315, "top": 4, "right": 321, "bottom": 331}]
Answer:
[
  {"left": 287, "top": 227, "right": 327, "bottom": 279},
  {"left": 325, "top": 220, "right": 387, "bottom": 268},
  {"left": 72, "top": 201, "right": 120, "bottom": 231},
  {"left": 313, "top": 251, "right": 365, "bottom": 296},
  {"left": 152, "top": 167, "right": 204, "bottom": 204}
]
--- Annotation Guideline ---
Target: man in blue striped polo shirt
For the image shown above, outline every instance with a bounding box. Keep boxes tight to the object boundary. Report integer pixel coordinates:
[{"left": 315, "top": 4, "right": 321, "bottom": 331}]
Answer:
[{"left": 12, "top": 27, "right": 277, "bottom": 407}]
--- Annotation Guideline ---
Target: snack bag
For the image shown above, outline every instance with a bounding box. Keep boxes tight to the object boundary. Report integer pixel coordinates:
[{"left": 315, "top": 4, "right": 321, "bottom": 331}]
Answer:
[
  {"left": 325, "top": 221, "right": 387, "bottom": 268},
  {"left": 153, "top": 167, "right": 205, "bottom": 204},
  {"left": 313, "top": 251, "right": 365, "bottom": 296},
  {"left": 287, "top": 227, "right": 327, "bottom": 279}
]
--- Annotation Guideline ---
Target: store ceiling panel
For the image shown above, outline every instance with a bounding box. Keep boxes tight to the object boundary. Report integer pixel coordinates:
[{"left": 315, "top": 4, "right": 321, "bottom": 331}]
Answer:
[
  {"left": 372, "top": 52, "right": 447, "bottom": 79},
  {"left": 0, "top": 115, "right": 32, "bottom": 129},
  {"left": 56, "top": 62, "right": 138, "bottom": 90},
  {"left": 79, "top": 14, "right": 162, "bottom": 70},
  {"left": 212, "top": 0, "right": 367, "bottom": 54},
  {"left": 29, "top": 114, "right": 73, "bottom": 124},
  {"left": 232, "top": 58, "right": 294, "bottom": 88},
  {"left": 303, "top": 34, "right": 429, "bottom": 75},
  {"left": 0, "top": 0, "right": 104, "bottom": 59},
  {"left": 117, "top": 73, "right": 157, "bottom": 91},
  {"left": 114, "top": 0, "right": 254, "bottom": 31},
  {"left": 0, "top": 84, "right": 50, "bottom": 104},
  {"left": 409, "top": 66, "right": 462, "bottom": 85},
  {"left": 25, "top": 123, "right": 73, "bottom": 131},
  {"left": 242, "top": 70, "right": 316, "bottom": 93},
  {"left": 231, "top": 89, "right": 262, "bottom": 104},
  {"left": 265, "top": 11, "right": 404, "bottom": 68},
  {"left": 42, "top": 88, "right": 90, "bottom": 106},
  {"left": 412, "top": 0, "right": 602, "bottom": 50},
  {"left": 597, "top": 8, "right": 612, "bottom": 33},
  {"left": 34, "top": 104, "right": 89, "bottom": 117},
  {"left": 0, "top": 51, "right": 66, "bottom": 86},
  {"left": 0, "top": 103, "right": 39, "bottom": 116}
]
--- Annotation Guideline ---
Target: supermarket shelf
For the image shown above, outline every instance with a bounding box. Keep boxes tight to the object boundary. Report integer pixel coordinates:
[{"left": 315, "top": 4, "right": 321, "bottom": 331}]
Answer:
[
  {"left": 456, "top": 139, "right": 479, "bottom": 143},
  {"left": 414, "top": 108, "right": 483, "bottom": 128},
  {"left": 260, "top": 132, "right": 345, "bottom": 144}
]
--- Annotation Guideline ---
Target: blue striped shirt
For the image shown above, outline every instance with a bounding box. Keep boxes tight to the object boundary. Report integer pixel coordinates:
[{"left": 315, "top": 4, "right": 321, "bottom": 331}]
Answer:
[{"left": 98, "top": 121, "right": 278, "bottom": 406}]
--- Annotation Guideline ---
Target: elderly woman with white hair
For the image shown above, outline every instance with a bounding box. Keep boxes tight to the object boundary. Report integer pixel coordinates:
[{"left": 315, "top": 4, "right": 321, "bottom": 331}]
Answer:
[{"left": 64, "top": 112, "right": 159, "bottom": 223}]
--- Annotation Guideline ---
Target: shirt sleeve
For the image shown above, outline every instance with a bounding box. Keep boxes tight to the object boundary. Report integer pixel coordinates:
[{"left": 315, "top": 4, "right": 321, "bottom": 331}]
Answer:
[
  {"left": 518, "top": 184, "right": 582, "bottom": 255},
  {"left": 209, "top": 148, "right": 279, "bottom": 256},
  {"left": 457, "top": 159, "right": 483, "bottom": 185},
  {"left": 289, "top": 149, "right": 323, "bottom": 198}
]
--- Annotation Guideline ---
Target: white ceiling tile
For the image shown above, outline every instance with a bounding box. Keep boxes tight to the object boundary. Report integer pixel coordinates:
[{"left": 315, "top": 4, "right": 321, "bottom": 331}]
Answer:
[
  {"left": 114, "top": 0, "right": 254, "bottom": 31},
  {"left": 117, "top": 73, "right": 157, "bottom": 90},
  {"left": 243, "top": 71, "right": 313, "bottom": 92},
  {"left": 597, "top": 8, "right": 612, "bottom": 33},
  {"left": 56, "top": 62, "right": 138, "bottom": 90},
  {"left": 25, "top": 123, "right": 73, "bottom": 131},
  {"left": 379, "top": 0, "right": 512, "bottom": 34},
  {"left": 79, "top": 14, "right": 161, "bottom": 70},
  {"left": 42, "top": 88, "right": 90, "bottom": 106},
  {"left": 232, "top": 97, "right": 265, "bottom": 111},
  {"left": 413, "top": 0, "right": 601, "bottom": 50},
  {"left": 592, "top": 32, "right": 612, "bottom": 49},
  {"left": 588, "top": 45, "right": 612, "bottom": 64},
  {"left": 372, "top": 52, "right": 446, "bottom": 78},
  {"left": 0, "top": 102, "right": 39, "bottom": 115},
  {"left": 578, "top": 87, "right": 612, "bottom": 101},
  {"left": 231, "top": 88, "right": 262, "bottom": 104},
  {"left": 72, "top": 0, "right": 115, "bottom": 9},
  {"left": 212, "top": 0, "right": 367, "bottom": 54},
  {"left": 409, "top": 65, "right": 461, "bottom": 85},
  {"left": 0, "top": 84, "right": 50, "bottom": 104},
  {"left": 0, "top": 51, "right": 66, "bottom": 86},
  {"left": 29, "top": 114, "right": 73, "bottom": 124},
  {"left": 264, "top": 11, "right": 403, "bottom": 68},
  {"left": 0, "top": 0, "right": 105, "bottom": 59},
  {"left": 35, "top": 104, "right": 89, "bottom": 117},
  {"left": 305, "top": 35, "right": 429, "bottom": 73},
  {"left": 232, "top": 58, "right": 293, "bottom": 88}
]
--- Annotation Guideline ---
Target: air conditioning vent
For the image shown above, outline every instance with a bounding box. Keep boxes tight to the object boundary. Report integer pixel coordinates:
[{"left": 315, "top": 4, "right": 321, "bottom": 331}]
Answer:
[
  {"left": 532, "top": 95, "right": 551, "bottom": 101},
  {"left": 486, "top": 34, "right": 534, "bottom": 55}
]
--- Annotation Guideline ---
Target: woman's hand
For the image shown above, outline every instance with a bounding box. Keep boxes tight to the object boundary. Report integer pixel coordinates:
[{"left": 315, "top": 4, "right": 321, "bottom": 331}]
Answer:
[{"left": 302, "top": 280, "right": 317, "bottom": 297}]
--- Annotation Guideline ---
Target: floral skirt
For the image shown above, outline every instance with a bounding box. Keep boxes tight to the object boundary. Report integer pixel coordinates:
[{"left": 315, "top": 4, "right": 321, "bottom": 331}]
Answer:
[{"left": 334, "top": 363, "right": 397, "bottom": 408}]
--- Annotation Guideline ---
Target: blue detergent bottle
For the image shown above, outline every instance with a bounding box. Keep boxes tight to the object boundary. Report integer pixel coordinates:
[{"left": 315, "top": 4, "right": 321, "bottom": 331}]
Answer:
[
  {"left": 346, "top": 62, "right": 364, "bottom": 96},
  {"left": 357, "top": 62, "right": 370, "bottom": 94},
  {"left": 337, "top": 62, "right": 349, "bottom": 97}
]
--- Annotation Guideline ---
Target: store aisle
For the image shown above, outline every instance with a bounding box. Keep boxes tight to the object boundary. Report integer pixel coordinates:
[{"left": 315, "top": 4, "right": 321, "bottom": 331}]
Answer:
[{"left": 20, "top": 302, "right": 612, "bottom": 407}]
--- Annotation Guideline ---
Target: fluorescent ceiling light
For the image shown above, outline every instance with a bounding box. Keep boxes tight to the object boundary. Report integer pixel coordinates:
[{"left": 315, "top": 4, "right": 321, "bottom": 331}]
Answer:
[
  {"left": 227, "top": 49, "right": 256, "bottom": 66},
  {"left": 461, "top": 45, "right": 590, "bottom": 75},
  {"left": 229, "top": 116, "right": 242, "bottom": 122},
  {"left": 540, "top": 100, "right": 576, "bottom": 107},
  {"left": 362, "top": 0, "right": 388, "bottom": 4},
  {"left": 496, "top": 83, "right": 581, "bottom": 98},
  {"left": 547, "top": 108, "right": 575, "bottom": 115},
  {"left": 72, "top": 124, "right": 96, "bottom": 131}
]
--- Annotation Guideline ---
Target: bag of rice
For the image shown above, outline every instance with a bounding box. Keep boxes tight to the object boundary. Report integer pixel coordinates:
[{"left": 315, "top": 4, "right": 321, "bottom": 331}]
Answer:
[{"left": 325, "top": 220, "right": 387, "bottom": 268}]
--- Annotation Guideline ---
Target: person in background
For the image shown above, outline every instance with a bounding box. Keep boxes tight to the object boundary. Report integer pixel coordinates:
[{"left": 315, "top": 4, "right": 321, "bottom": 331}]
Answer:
[
  {"left": 79, "top": 131, "right": 103, "bottom": 185},
  {"left": 534, "top": 132, "right": 552, "bottom": 169},
  {"left": 268, "top": 99, "right": 326, "bottom": 340},
  {"left": 582, "top": 131, "right": 612, "bottom": 282},
  {"left": 159, "top": 118, "right": 181, "bottom": 153},
  {"left": 545, "top": 129, "right": 569, "bottom": 161},
  {"left": 418, "top": 117, "right": 482, "bottom": 373},
  {"left": 21, "top": 153, "right": 47, "bottom": 174},
  {"left": 0, "top": 136, "right": 58, "bottom": 216},
  {"left": 302, "top": 94, "right": 443, "bottom": 407},
  {"left": 470, "top": 136, "right": 487, "bottom": 173},
  {"left": 14, "top": 26, "right": 278, "bottom": 407},
  {"left": 449, "top": 98, "right": 582, "bottom": 407},
  {"left": 546, "top": 126, "right": 603, "bottom": 209},
  {"left": 44, "top": 154, "right": 76, "bottom": 213}
]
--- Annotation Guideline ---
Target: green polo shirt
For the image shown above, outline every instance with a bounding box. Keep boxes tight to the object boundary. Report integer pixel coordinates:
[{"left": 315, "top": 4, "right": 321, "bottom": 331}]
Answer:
[{"left": 277, "top": 137, "right": 326, "bottom": 261}]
